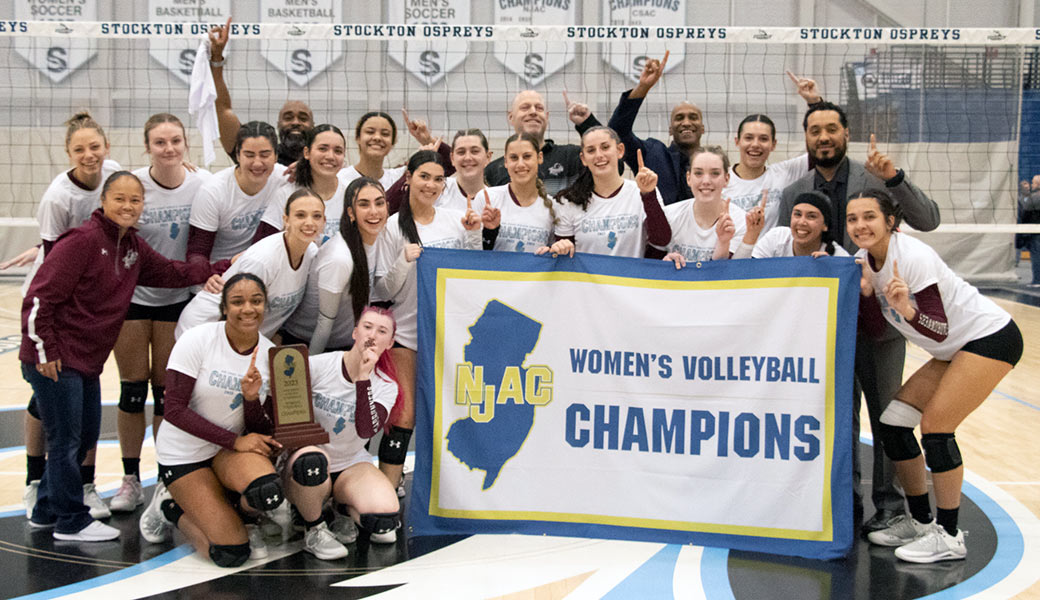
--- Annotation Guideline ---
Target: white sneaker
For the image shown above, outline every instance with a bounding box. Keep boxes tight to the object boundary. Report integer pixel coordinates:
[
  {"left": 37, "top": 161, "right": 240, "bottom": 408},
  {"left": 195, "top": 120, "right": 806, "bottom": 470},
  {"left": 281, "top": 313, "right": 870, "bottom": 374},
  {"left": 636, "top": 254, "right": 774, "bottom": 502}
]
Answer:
[
  {"left": 53, "top": 520, "right": 119, "bottom": 542},
  {"left": 895, "top": 523, "right": 967, "bottom": 563},
  {"left": 266, "top": 501, "right": 293, "bottom": 543},
  {"left": 370, "top": 527, "right": 397, "bottom": 544},
  {"left": 82, "top": 483, "right": 111, "bottom": 519},
  {"left": 139, "top": 481, "right": 172, "bottom": 544},
  {"left": 867, "top": 515, "right": 932, "bottom": 547},
  {"left": 246, "top": 524, "right": 268, "bottom": 560},
  {"left": 110, "top": 475, "right": 144, "bottom": 512},
  {"left": 303, "top": 522, "right": 349, "bottom": 560},
  {"left": 24, "top": 480, "right": 39, "bottom": 519},
  {"left": 331, "top": 514, "right": 358, "bottom": 544}
]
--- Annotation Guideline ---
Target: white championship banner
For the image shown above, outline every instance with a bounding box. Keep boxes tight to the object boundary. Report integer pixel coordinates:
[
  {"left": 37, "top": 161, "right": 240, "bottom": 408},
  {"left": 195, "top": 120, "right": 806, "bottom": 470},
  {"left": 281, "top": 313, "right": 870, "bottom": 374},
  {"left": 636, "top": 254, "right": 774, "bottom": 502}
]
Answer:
[{"left": 411, "top": 249, "right": 859, "bottom": 559}]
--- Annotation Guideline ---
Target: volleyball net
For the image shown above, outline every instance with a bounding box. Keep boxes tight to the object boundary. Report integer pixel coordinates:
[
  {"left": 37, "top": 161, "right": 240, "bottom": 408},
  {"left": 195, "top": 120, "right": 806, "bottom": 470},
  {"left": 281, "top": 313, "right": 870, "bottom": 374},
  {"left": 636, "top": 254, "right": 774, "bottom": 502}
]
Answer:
[{"left": 1, "top": 21, "right": 1038, "bottom": 280}]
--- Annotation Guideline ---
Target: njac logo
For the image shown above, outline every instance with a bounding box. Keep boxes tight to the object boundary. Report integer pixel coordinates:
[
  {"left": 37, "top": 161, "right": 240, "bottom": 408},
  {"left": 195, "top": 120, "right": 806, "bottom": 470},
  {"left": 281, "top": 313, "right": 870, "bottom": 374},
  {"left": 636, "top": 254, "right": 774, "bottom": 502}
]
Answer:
[{"left": 446, "top": 300, "right": 553, "bottom": 490}]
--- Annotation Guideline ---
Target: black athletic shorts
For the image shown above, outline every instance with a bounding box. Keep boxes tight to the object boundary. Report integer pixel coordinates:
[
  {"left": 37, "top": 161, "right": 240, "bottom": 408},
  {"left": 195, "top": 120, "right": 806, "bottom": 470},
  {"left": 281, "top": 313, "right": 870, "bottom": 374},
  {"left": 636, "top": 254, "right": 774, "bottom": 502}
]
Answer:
[
  {"left": 960, "top": 319, "right": 1023, "bottom": 367},
  {"left": 125, "top": 299, "right": 190, "bottom": 322},
  {"left": 158, "top": 458, "right": 213, "bottom": 487}
]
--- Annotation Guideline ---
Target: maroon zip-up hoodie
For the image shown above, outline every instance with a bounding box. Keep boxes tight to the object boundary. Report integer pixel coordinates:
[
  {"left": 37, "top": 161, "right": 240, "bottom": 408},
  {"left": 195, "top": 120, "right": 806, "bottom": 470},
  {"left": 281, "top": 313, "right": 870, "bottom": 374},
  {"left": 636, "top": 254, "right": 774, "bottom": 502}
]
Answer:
[{"left": 21, "top": 209, "right": 219, "bottom": 377}]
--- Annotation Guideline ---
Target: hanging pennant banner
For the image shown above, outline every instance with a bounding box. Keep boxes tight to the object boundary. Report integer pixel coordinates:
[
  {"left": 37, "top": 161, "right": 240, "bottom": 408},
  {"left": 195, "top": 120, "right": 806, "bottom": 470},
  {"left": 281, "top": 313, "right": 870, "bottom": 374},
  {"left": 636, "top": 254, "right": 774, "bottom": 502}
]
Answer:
[
  {"left": 387, "top": 0, "right": 471, "bottom": 87},
  {"left": 602, "top": 0, "right": 686, "bottom": 83},
  {"left": 259, "top": 0, "right": 342, "bottom": 87},
  {"left": 493, "top": 1, "right": 576, "bottom": 86},
  {"left": 147, "top": 0, "right": 230, "bottom": 86},
  {"left": 13, "top": 0, "right": 98, "bottom": 83}
]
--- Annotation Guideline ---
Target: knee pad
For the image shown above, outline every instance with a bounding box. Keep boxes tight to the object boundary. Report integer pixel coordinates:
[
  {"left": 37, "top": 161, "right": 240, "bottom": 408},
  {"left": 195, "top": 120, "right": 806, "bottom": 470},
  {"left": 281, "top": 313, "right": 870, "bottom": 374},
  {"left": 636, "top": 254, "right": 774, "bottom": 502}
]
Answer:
[
  {"left": 291, "top": 452, "right": 328, "bottom": 486},
  {"left": 359, "top": 512, "right": 398, "bottom": 535},
  {"left": 27, "top": 396, "right": 40, "bottom": 420},
  {"left": 119, "top": 381, "right": 149, "bottom": 414},
  {"left": 152, "top": 384, "right": 165, "bottom": 416},
  {"left": 922, "top": 433, "right": 962, "bottom": 473},
  {"left": 875, "top": 423, "right": 922, "bottom": 462},
  {"left": 880, "top": 400, "right": 922, "bottom": 428},
  {"left": 378, "top": 426, "right": 413, "bottom": 466},
  {"left": 209, "top": 542, "right": 250, "bottom": 568},
  {"left": 160, "top": 499, "right": 184, "bottom": 526},
  {"left": 243, "top": 473, "right": 284, "bottom": 512}
]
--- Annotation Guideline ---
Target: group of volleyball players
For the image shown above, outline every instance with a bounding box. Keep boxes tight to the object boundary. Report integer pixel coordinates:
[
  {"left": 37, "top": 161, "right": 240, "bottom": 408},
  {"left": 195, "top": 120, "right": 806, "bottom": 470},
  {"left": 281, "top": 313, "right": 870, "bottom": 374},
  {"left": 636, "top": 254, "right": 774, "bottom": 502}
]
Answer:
[{"left": 10, "top": 23, "right": 1022, "bottom": 569}]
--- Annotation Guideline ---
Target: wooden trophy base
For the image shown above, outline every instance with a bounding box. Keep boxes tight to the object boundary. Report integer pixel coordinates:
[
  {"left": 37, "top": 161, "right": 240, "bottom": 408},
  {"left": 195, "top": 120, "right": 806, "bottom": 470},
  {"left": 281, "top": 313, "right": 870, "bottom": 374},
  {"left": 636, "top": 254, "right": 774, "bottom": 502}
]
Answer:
[{"left": 274, "top": 423, "right": 330, "bottom": 449}]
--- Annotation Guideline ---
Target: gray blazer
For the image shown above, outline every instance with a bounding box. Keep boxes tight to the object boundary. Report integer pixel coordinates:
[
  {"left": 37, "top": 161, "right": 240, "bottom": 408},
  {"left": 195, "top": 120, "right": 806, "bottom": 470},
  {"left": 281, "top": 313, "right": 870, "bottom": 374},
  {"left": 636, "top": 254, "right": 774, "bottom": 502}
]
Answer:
[{"left": 778, "top": 158, "right": 941, "bottom": 255}]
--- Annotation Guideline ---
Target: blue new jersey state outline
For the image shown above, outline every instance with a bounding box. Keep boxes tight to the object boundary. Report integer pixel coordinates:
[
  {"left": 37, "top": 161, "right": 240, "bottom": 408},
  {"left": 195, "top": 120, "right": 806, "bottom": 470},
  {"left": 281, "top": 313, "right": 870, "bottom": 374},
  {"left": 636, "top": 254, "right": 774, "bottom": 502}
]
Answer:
[
  {"left": 444, "top": 300, "right": 544, "bottom": 491},
  {"left": 412, "top": 249, "right": 859, "bottom": 560}
]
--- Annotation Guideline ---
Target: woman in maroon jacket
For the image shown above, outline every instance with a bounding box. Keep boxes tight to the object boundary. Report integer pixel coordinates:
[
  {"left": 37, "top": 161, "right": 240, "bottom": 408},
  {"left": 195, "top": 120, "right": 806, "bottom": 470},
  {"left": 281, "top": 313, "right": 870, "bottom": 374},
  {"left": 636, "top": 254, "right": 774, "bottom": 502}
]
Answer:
[{"left": 21, "top": 171, "right": 222, "bottom": 542}]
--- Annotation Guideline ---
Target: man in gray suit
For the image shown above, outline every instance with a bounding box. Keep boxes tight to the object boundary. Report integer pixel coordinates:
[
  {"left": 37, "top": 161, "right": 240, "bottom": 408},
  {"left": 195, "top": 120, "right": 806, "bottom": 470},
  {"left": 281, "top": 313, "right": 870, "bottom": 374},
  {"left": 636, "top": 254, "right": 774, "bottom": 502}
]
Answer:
[{"left": 779, "top": 101, "right": 941, "bottom": 533}]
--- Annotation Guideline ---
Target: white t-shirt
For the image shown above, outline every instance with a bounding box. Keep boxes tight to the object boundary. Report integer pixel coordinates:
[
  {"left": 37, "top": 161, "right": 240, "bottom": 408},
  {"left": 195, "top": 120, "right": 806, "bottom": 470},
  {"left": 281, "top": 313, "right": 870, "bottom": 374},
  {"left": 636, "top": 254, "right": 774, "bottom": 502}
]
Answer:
[
  {"left": 260, "top": 178, "right": 349, "bottom": 243},
  {"left": 724, "top": 154, "right": 809, "bottom": 233},
  {"left": 554, "top": 179, "right": 661, "bottom": 258},
  {"left": 284, "top": 234, "right": 377, "bottom": 348},
  {"left": 131, "top": 166, "right": 213, "bottom": 306},
  {"left": 484, "top": 184, "right": 553, "bottom": 253},
  {"left": 658, "top": 199, "right": 747, "bottom": 262},
  {"left": 752, "top": 226, "right": 850, "bottom": 258},
  {"left": 374, "top": 209, "right": 481, "bottom": 350},
  {"left": 156, "top": 322, "right": 274, "bottom": 464},
  {"left": 434, "top": 177, "right": 470, "bottom": 212},
  {"left": 337, "top": 164, "right": 406, "bottom": 191},
  {"left": 858, "top": 233, "right": 1011, "bottom": 361},
  {"left": 37, "top": 159, "right": 122, "bottom": 242},
  {"left": 175, "top": 233, "right": 317, "bottom": 339},
  {"left": 189, "top": 166, "right": 292, "bottom": 261},
  {"left": 309, "top": 352, "right": 399, "bottom": 473}
]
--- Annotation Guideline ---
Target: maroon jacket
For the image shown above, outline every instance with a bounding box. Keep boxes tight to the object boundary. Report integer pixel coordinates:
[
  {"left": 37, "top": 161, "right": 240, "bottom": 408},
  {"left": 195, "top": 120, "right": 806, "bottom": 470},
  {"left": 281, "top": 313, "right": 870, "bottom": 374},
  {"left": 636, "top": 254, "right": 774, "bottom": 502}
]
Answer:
[{"left": 21, "top": 209, "right": 218, "bottom": 377}]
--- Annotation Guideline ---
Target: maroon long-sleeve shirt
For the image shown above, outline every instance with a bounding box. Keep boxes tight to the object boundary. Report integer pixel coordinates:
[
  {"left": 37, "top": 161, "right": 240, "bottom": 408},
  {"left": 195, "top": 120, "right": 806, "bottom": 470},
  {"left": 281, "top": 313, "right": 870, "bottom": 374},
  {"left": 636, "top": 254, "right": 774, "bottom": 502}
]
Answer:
[{"left": 21, "top": 209, "right": 218, "bottom": 377}]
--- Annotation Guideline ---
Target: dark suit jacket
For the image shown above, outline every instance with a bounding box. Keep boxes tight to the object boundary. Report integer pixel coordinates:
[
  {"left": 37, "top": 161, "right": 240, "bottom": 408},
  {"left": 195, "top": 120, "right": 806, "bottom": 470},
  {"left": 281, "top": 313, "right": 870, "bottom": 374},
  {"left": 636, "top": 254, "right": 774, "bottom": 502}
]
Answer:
[
  {"left": 778, "top": 158, "right": 940, "bottom": 255},
  {"left": 608, "top": 90, "right": 692, "bottom": 205}
]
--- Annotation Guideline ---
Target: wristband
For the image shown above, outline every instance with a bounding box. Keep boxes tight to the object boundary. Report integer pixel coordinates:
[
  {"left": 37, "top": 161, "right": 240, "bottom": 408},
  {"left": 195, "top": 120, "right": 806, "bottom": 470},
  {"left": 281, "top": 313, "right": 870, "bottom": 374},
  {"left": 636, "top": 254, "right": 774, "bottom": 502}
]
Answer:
[{"left": 210, "top": 58, "right": 226, "bottom": 68}]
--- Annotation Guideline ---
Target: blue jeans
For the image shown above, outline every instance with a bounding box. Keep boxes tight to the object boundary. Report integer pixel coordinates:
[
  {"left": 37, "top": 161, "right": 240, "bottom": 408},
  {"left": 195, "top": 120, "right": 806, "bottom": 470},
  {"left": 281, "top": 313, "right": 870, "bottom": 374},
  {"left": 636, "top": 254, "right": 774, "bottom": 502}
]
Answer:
[{"left": 21, "top": 362, "right": 100, "bottom": 534}]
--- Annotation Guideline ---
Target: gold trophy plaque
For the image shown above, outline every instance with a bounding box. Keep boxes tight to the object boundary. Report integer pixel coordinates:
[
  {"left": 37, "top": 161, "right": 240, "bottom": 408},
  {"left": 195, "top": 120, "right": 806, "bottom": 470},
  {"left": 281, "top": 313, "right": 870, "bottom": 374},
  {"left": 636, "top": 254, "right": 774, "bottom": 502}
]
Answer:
[{"left": 268, "top": 345, "right": 329, "bottom": 448}]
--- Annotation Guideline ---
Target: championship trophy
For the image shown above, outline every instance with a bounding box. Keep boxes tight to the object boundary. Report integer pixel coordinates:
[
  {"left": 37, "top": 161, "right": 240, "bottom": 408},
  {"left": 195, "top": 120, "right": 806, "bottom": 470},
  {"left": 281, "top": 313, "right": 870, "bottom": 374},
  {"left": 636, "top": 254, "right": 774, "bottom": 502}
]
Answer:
[{"left": 268, "top": 345, "right": 329, "bottom": 448}]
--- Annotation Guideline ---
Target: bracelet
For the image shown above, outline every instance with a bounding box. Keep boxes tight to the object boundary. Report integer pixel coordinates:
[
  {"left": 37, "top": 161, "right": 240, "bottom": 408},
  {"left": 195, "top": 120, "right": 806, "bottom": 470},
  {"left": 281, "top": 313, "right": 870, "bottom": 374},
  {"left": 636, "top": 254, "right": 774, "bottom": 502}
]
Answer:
[{"left": 210, "top": 58, "right": 225, "bottom": 68}]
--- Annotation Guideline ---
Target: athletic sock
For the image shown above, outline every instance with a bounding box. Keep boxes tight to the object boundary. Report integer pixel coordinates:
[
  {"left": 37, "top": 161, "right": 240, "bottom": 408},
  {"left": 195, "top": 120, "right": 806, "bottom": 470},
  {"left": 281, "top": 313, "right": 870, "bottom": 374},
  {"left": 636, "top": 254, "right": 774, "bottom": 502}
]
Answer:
[
  {"left": 80, "top": 465, "right": 95, "bottom": 484},
  {"left": 906, "top": 493, "right": 933, "bottom": 524},
  {"left": 305, "top": 515, "right": 325, "bottom": 529},
  {"left": 122, "top": 458, "right": 141, "bottom": 478},
  {"left": 936, "top": 507, "right": 959, "bottom": 536},
  {"left": 26, "top": 455, "right": 46, "bottom": 484}
]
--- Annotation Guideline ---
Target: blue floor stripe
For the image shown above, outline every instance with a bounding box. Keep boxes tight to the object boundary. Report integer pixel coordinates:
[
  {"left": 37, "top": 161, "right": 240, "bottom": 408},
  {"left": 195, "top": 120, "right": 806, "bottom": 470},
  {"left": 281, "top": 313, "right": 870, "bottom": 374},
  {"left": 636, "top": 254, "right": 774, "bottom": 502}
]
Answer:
[
  {"left": 10, "top": 544, "right": 194, "bottom": 600},
  {"left": 701, "top": 546, "right": 736, "bottom": 599},
  {"left": 921, "top": 480, "right": 1024, "bottom": 600},
  {"left": 602, "top": 544, "right": 681, "bottom": 599}
]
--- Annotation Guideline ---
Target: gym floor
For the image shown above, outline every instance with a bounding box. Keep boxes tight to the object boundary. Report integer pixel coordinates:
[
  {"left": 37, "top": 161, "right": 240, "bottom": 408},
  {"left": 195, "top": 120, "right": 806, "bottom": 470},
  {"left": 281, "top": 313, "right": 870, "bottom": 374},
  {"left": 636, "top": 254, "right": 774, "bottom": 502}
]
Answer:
[{"left": 0, "top": 262, "right": 1037, "bottom": 600}]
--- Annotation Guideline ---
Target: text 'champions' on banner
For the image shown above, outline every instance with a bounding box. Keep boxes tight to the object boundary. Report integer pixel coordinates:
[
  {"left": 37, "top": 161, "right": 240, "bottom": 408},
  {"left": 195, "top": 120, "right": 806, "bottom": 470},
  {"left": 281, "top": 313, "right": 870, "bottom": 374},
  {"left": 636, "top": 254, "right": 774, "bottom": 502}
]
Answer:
[{"left": 409, "top": 249, "right": 859, "bottom": 559}]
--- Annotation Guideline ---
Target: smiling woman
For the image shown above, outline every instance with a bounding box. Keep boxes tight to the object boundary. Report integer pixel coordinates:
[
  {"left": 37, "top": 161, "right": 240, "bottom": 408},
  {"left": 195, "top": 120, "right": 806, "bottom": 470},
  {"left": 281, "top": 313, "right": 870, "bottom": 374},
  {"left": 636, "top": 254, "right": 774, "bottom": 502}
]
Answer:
[
  {"left": 176, "top": 189, "right": 325, "bottom": 341},
  {"left": 19, "top": 171, "right": 221, "bottom": 543}
]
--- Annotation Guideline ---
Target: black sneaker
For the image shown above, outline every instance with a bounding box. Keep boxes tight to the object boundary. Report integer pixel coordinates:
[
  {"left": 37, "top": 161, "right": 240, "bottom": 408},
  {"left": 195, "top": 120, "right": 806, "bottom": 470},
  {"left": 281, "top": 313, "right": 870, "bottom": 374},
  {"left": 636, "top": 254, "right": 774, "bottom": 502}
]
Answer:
[{"left": 863, "top": 508, "right": 905, "bottom": 533}]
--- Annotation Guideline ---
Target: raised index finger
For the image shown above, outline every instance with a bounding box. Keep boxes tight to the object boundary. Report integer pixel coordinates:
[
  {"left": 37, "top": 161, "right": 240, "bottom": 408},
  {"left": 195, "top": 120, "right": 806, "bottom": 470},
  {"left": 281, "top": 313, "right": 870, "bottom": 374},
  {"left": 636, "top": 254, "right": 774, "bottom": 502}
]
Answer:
[
  {"left": 637, "top": 148, "right": 645, "bottom": 170},
  {"left": 401, "top": 107, "right": 411, "bottom": 125},
  {"left": 660, "top": 50, "right": 670, "bottom": 70},
  {"left": 467, "top": 194, "right": 473, "bottom": 212},
  {"left": 759, "top": 189, "right": 769, "bottom": 209},
  {"left": 249, "top": 346, "right": 258, "bottom": 371},
  {"left": 785, "top": 70, "right": 800, "bottom": 85},
  {"left": 892, "top": 259, "right": 901, "bottom": 279},
  {"left": 869, "top": 133, "right": 878, "bottom": 153},
  {"left": 562, "top": 90, "right": 571, "bottom": 107}
]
